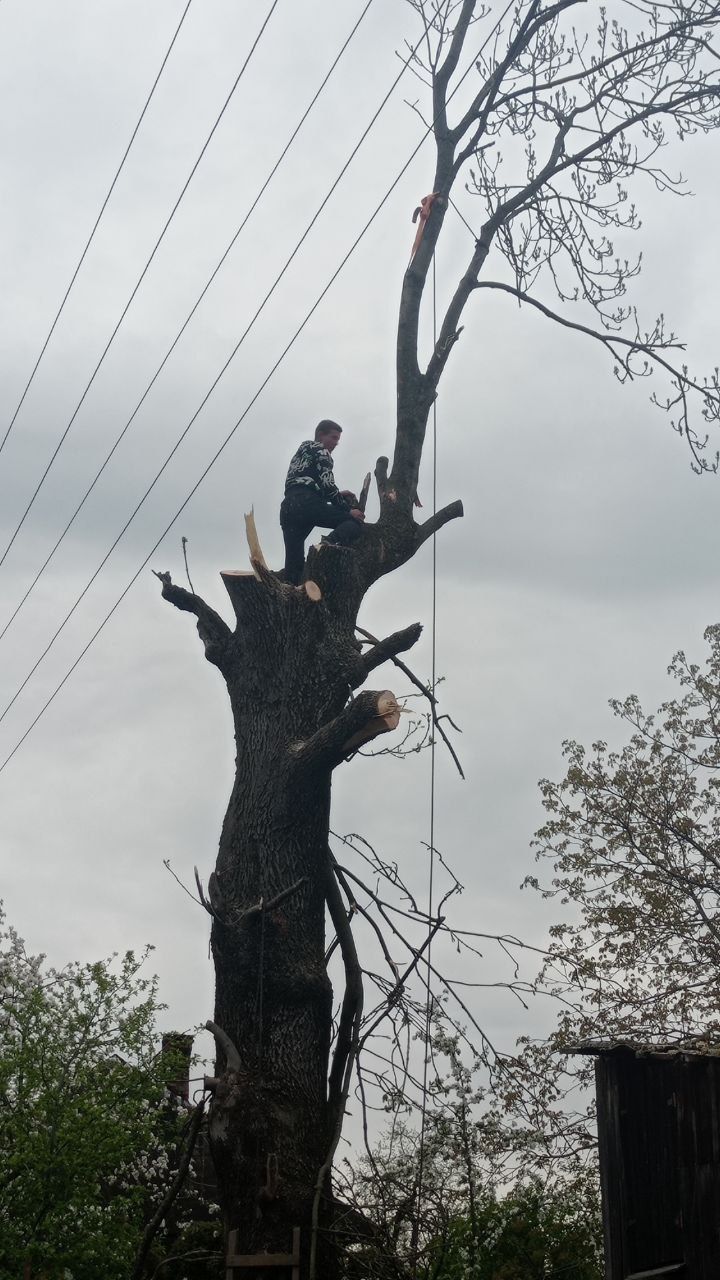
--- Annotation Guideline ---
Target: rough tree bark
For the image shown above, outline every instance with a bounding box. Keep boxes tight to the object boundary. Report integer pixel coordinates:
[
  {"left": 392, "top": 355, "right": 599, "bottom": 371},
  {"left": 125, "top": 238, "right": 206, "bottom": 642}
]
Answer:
[
  {"left": 156, "top": 0, "right": 720, "bottom": 1272},
  {"left": 156, "top": 484, "right": 460, "bottom": 1273}
]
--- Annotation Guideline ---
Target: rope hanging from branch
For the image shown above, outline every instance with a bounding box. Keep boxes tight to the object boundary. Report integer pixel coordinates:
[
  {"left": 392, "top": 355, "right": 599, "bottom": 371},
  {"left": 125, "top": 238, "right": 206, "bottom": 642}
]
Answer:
[{"left": 413, "top": 252, "right": 440, "bottom": 1275}]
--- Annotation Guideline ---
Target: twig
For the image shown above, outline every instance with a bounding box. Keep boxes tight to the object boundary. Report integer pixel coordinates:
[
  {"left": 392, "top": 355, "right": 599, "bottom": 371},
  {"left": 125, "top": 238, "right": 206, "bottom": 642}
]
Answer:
[
  {"left": 163, "top": 859, "right": 205, "bottom": 911},
  {"left": 333, "top": 858, "right": 401, "bottom": 983},
  {"left": 355, "top": 625, "right": 464, "bottom": 778},
  {"left": 359, "top": 917, "right": 444, "bottom": 1047},
  {"left": 181, "top": 535, "right": 195, "bottom": 593},
  {"left": 194, "top": 865, "right": 220, "bottom": 920},
  {"left": 165, "top": 860, "right": 306, "bottom": 929},
  {"left": 237, "top": 877, "right": 307, "bottom": 922}
]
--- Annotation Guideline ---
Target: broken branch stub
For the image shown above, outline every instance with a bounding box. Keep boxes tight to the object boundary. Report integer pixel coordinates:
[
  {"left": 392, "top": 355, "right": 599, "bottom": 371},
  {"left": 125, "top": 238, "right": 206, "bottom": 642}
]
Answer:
[
  {"left": 205, "top": 1019, "right": 241, "bottom": 1074},
  {"left": 341, "top": 692, "right": 401, "bottom": 756},
  {"left": 358, "top": 472, "right": 372, "bottom": 512},
  {"left": 289, "top": 689, "right": 402, "bottom": 770},
  {"left": 244, "top": 508, "right": 267, "bottom": 573}
]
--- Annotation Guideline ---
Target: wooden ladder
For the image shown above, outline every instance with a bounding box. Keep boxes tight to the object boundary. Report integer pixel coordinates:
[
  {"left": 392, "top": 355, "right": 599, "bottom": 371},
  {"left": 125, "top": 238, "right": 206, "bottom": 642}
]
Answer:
[{"left": 226, "top": 1227, "right": 300, "bottom": 1280}]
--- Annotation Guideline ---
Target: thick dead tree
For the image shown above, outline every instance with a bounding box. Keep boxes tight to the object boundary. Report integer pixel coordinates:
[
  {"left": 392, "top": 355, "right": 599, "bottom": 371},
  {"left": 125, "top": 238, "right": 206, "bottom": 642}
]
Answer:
[
  {"left": 154, "top": 546, "right": 446, "bottom": 1274},
  {"left": 157, "top": 2, "right": 720, "bottom": 1273}
]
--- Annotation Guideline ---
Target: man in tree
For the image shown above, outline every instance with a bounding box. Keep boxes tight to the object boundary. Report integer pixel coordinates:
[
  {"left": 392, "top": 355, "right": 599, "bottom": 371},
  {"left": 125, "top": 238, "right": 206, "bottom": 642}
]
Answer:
[{"left": 280, "top": 419, "right": 365, "bottom": 584}]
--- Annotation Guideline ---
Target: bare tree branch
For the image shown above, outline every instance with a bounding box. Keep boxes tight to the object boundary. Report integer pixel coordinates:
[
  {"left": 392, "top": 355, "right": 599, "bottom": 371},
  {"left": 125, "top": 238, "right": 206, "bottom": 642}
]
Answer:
[
  {"left": 326, "top": 854, "right": 364, "bottom": 1127},
  {"left": 356, "top": 623, "right": 424, "bottom": 681},
  {"left": 205, "top": 1020, "right": 241, "bottom": 1074},
  {"left": 154, "top": 571, "right": 231, "bottom": 665},
  {"left": 415, "top": 500, "right": 464, "bottom": 545},
  {"left": 472, "top": 280, "right": 719, "bottom": 468},
  {"left": 311, "top": 858, "right": 365, "bottom": 1280}
]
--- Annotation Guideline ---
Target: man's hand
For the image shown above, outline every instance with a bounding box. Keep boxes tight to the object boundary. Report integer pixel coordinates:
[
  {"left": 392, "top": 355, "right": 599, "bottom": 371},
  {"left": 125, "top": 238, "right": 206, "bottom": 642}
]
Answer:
[{"left": 350, "top": 509, "right": 365, "bottom": 522}]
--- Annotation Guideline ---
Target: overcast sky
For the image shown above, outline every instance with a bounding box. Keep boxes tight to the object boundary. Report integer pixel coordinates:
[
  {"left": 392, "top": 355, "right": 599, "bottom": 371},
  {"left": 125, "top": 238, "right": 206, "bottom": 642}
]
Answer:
[{"left": 1, "top": 0, "right": 719, "bottom": 1093}]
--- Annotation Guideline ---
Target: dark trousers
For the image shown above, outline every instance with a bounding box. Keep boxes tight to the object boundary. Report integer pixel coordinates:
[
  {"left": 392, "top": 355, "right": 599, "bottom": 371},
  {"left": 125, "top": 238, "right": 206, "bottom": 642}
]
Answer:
[{"left": 280, "top": 487, "right": 362, "bottom": 584}]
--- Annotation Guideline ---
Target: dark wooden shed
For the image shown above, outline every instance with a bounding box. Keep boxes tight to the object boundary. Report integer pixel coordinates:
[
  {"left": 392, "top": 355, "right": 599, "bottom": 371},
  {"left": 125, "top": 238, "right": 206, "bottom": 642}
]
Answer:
[{"left": 578, "top": 1039, "right": 720, "bottom": 1279}]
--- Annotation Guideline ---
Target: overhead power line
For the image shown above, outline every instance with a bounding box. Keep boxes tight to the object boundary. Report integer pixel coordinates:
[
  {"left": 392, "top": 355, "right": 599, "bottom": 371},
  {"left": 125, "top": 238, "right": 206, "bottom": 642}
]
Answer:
[
  {"left": 0, "top": 0, "right": 517, "bottom": 775},
  {"left": 0, "top": 0, "right": 282, "bottom": 570},
  {"left": 0, "top": 0, "right": 377, "bottom": 647},
  {"left": 0, "top": 0, "right": 195, "bottom": 462},
  {"left": 0, "top": 18, "right": 421, "bottom": 736}
]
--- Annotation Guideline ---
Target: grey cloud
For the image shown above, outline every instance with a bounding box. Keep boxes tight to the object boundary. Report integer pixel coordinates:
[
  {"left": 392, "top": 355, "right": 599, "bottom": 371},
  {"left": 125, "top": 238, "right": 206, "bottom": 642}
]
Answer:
[{"left": 2, "top": 0, "right": 720, "bottom": 1082}]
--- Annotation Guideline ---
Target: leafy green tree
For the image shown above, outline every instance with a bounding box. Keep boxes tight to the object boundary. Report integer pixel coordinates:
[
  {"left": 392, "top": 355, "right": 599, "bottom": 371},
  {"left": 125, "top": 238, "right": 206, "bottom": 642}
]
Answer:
[
  {"left": 531, "top": 622, "right": 720, "bottom": 1043},
  {"left": 476, "top": 619, "right": 720, "bottom": 1280},
  {"left": 0, "top": 909, "right": 218, "bottom": 1280},
  {"left": 430, "top": 1181, "right": 602, "bottom": 1280}
]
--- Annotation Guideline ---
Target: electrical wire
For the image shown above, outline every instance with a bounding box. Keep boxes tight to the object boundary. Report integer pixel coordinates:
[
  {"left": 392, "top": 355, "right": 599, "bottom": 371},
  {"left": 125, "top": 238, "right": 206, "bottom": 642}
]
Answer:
[
  {"left": 0, "top": 0, "right": 517, "bottom": 774},
  {"left": 0, "top": 0, "right": 282, "bottom": 570},
  {"left": 0, "top": 0, "right": 195, "bottom": 462},
  {"left": 0, "top": 21, "right": 425, "bottom": 733},
  {"left": 0, "top": 0, "right": 377, "bottom": 646}
]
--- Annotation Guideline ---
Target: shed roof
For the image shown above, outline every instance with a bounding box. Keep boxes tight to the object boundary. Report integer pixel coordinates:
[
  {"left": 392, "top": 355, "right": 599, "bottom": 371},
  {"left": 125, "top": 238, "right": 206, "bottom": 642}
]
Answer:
[{"left": 572, "top": 1036, "right": 720, "bottom": 1061}]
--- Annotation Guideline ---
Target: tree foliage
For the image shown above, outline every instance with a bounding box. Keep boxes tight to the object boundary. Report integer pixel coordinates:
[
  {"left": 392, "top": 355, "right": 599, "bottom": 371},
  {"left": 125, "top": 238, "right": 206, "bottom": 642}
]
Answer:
[
  {"left": 0, "top": 910, "right": 218, "bottom": 1279},
  {"left": 402, "top": 0, "right": 720, "bottom": 469},
  {"left": 335, "top": 1023, "right": 601, "bottom": 1278},
  {"left": 428, "top": 1181, "right": 602, "bottom": 1280},
  {"left": 531, "top": 622, "right": 720, "bottom": 1044}
]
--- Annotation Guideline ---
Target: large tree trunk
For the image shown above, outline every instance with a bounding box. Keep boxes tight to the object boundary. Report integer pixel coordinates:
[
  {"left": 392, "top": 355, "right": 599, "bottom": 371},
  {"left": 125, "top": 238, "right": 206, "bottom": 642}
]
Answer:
[
  {"left": 206, "top": 566, "right": 367, "bottom": 1269},
  {"left": 156, "top": 494, "right": 460, "bottom": 1273}
]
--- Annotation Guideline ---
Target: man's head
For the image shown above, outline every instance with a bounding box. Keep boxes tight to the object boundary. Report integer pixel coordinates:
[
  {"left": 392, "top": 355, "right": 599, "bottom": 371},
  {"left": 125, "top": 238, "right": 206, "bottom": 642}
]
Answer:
[{"left": 315, "top": 419, "right": 343, "bottom": 452}]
